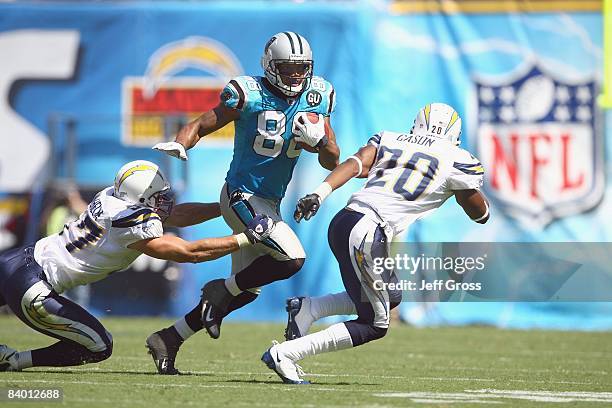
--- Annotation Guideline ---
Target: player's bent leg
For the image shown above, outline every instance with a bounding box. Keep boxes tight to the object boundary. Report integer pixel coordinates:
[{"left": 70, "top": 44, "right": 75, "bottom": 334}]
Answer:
[
  {"left": 220, "top": 184, "right": 307, "bottom": 288},
  {"left": 0, "top": 246, "right": 112, "bottom": 370},
  {"left": 264, "top": 321, "right": 354, "bottom": 384},
  {"left": 265, "top": 209, "right": 391, "bottom": 382},
  {"left": 285, "top": 291, "right": 357, "bottom": 340},
  {"left": 200, "top": 285, "right": 259, "bottom": 339},
  {"left": 203, "top": 184, "right": 306, "bottom": 341},
  {"left": 344, "top": 320, "right": 388, "bottom": 346},
  {"left": 232, "top": 255, "right": 304, "bottom": 292},
  {"left": 16, "top": 284, "right": 113, "bottom": 368}
]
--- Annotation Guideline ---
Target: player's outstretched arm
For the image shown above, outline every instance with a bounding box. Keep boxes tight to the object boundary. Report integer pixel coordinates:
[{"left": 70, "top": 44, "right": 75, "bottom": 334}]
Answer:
[
  {"left": 129, "top": 214, "right": 275, "bottom": 263},
  {"left": 129, "top": 234, "right": 242, "bottom": 263},
  {"left": 164, "top": 202, "right": 221, "bottom": 228},
  {"left": 325, "top": 144, "right": 376, "bottom": 187},
  {"left": 317, "top": 117, "right": 340, "bottom": 170},
  {"left": 294, "top": 145, "right": 376, "bottom": 222},
  {"left": 153, "top": 103, "right": 240, "bottom": 160},
  {"left": 454, "top": 189, "right": 490, "bottom": 224}
]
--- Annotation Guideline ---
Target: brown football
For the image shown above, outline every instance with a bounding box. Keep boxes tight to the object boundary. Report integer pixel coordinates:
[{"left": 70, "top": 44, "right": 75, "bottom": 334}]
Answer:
[{"left": 304, "top": 112, "right": 320, "bottom": 124}]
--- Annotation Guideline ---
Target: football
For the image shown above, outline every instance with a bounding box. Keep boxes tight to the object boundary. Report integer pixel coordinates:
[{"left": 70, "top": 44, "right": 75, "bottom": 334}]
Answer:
[
  {"left": 296, "top": 112, "right": 327, "bottom": 153},
  {"left": 298, "top": 112, "right": 321, "bottom": 125}
]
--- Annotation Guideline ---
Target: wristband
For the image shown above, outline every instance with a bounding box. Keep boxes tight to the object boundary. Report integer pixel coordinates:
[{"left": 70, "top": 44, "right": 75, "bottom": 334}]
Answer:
[
  {"left": 472, "top": 202, "right": 490, "bottom": 222},
  {"left": 312, "top": 182, "right": 333, "bottom": 203},
  {"left": 347, "top": 155, "right": 363, "bottom": 176},
  {"left": 235, "top": 233, "right": 250, "bottom": 247}
]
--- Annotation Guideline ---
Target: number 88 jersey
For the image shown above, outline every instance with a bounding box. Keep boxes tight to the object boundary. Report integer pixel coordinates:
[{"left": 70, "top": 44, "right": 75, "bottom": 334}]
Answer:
[
  {"left": 221, "top": 75, "right": 335, "bottom": 200},
  {"left": 347, "top": 130, "right": 484, "bottom": 235}
]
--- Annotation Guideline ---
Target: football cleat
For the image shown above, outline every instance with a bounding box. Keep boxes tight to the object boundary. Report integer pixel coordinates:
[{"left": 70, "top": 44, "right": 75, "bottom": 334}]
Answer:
[
  {"left": 261, "top": 341, "right": 309, "bottom": 385},
  {"left": 0, "top": 345, "right": 19, "bottom": 372},
  {"left": 200, "top": 279, "right": 234, "bottom": 314},
  {"left": 284, "top": 296, "right": 314, "bottom": 341},
  {"left": 201, "top": 302, "right": 223, "bottom": 339},
  {"left": 145, "top": 329, "right": 181, "bottom": 375}
]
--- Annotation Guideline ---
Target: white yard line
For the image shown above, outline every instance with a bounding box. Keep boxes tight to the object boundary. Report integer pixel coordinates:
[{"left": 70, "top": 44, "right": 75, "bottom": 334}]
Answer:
[{"left": 374, "top": 390, "right": 612, "bottom": 404}]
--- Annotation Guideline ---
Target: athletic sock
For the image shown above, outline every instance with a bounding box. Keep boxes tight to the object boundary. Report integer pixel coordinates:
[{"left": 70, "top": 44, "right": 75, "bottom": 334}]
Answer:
[
  {"left": 224, "top": 276, "right": 242, "bottom": 296},
  {"left": 172, "top": 300, "right": 203, "bottom": 341},
  {"left": 309, "top": 291, "right": 356, "bottom": 320},
  {"left": 276, "top": 322, "right": 354, "bottom": 362}
]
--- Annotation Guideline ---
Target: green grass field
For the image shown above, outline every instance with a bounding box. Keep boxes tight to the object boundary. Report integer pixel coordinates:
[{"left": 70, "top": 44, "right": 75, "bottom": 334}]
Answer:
[{"left": 1, "top": 316, "right": 611, "bottom": 407}]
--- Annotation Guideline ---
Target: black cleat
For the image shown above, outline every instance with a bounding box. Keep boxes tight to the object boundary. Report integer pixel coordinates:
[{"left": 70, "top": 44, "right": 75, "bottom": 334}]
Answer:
[
  {"left": 145, "top": 329, "right": 182, "bottom": 375},
  {"left": 201, "top": 302, "right": 223, "bottom": 339},
  {"left": 200, "top": 279, "right": 234, "bottom": 313}
]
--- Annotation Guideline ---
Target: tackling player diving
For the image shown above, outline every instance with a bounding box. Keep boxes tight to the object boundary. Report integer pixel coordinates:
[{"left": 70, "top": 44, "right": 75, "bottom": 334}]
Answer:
[
  {"left": 261, "top": 103, "right": 490, "bottom": 384},
  {"left": 0, "top": 160, "right": 273, "bottom": 371},
  {"left": 149, "top": 31, "right": 340, "bottom": 374}
]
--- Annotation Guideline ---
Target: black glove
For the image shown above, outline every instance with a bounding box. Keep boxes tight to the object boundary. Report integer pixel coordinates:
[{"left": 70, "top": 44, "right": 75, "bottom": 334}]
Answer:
[
  {"left": 244, "top": 214, "right": 275, "bottom": 244},
  {"left": 294, "top": 193, "right": 321, "bottom": 223}
]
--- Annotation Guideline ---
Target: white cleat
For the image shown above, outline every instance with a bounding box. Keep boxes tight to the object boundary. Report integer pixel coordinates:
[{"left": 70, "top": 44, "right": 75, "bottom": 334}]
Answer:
[
  {"left": 261, "top": 341, "right": 309, "bottom": 385},
  {"left": 284, "top": 296, "right": 314, "bottom": 341},
  {"left": 0, "top": 345, "right": 20, "bottom": 372}
]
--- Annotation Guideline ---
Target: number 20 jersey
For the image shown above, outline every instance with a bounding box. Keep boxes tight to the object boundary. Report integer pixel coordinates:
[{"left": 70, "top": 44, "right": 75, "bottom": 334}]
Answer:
[
  {"left": 221, "top": 75, "right": 335, "bottom": 200},
  {"left": 33, "top": 187, "right": 163, "bottom": 293},
  {"left": 347, "top": 130, "right": 485, "bottom": 235}
]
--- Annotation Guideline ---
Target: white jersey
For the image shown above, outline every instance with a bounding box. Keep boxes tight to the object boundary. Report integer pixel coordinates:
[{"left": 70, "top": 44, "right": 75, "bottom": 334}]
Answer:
[
  {"left": 347, "top": 130, "right": 484, "bottom": 235},
  {"left": 34, "top": 187, "right": 163, "bottom": 293}
]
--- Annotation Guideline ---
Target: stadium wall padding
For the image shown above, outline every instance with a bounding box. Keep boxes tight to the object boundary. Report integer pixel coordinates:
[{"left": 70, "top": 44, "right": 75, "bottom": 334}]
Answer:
[{"left": 0, "top": 1, "right": 609, "bottom": 329}]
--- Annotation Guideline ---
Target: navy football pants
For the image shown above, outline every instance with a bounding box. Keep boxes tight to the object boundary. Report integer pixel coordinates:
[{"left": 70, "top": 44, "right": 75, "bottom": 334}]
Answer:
[
  {"left": 328, "top": 209, "right": 402, "bottom": 346},
  {"left": 0, "top": 246, "right": 112, "bottom": 366}
]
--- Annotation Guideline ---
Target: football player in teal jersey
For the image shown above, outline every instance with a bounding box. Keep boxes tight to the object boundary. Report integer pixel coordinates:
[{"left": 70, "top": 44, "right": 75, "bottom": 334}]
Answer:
[{"left": 149, "top": 32, "right": 339, "bottom": 374}]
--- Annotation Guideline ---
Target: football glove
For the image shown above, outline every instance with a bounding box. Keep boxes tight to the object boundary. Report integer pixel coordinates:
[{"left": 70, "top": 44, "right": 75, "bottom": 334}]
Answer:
[
  {"left": 292, "top": 112, "right": 326, "bottom": 148},
  {"left": 244, "top": 214, "right": 275, "bottom": 244},
  {"left": 152, "top": 142, "right": 188, "bottom": 161},
  {"left": 294, "top": 193, "right": 321, "bottom": 223}
]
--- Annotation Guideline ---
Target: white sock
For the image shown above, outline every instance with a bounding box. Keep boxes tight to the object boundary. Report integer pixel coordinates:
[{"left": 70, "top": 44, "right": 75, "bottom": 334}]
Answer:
[
  {"left": 277, "top": 323, "right": 354, "bottom": 362},
  {"left": 224, "top": 276, "right": 242, "bottom": 296},
  {"left": 173, "top": 318, "right": 195, "bottom": 341},
  {"left": 15, "top": 351, "right": 32, "bottom": 370},
  {"left": 309, "top": 292, "right": 356, "bottom": 321}
]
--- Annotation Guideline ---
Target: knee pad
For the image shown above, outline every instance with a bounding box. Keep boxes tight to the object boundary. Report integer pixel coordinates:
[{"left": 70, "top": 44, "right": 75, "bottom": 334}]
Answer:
[
  {"left": 95, "top": 340, "right": 113, "bottom": 362},
  {"left": 275, "top": 258, "right": 305, "bottom": 280},
  {"left": 389, "top": 289, "right": 403, "bottom": 308},
  {"left": 82, "top": 335, "right": 112, "bottom": 364},
  {"left": 344, "top": 320, "right": 388, "bottom": 346},
  {"left": 370, "top": 325, "right": 388, "bottom": 341}
]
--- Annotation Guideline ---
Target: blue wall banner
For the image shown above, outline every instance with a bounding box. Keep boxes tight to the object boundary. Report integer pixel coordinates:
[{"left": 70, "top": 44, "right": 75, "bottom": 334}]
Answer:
[{"left": 0, "top": 1, "right": 609, "bottom": 329}]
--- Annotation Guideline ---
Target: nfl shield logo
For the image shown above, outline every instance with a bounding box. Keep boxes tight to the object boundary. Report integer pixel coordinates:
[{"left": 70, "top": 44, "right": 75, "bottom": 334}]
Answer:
[{"left": 472, "top": 65, "right": 604, "bottom": 228}]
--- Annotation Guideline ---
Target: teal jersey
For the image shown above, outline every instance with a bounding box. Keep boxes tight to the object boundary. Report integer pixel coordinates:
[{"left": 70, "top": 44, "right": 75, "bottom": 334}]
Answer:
[{"left": 221, "top": 75, "right": 336, "bottom": 200}]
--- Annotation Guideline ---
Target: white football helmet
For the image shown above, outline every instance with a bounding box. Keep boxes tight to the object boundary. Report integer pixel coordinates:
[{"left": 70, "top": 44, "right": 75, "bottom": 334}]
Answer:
[
  {"left": 261, "top": 32, "right": 313, "bottom": 97},
  {"left": 411, "top": 103, "right": 462, "bottom": 146},
  {"left": 113, "top": 160, "right": 174, "bottom": 218}
]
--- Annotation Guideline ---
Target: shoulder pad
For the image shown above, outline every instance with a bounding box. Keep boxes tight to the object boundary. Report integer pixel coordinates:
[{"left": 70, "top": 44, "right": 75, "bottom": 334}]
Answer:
[
  {"left": 307, "top": 76, "right": 335, "bottom": 115},
  {"left": 367, "top": 131, "right": 384, "bottom": 147},
  {"left": 453, "top": 148, "right": 484, "bottom": 175},
  {"left": 221, "top": 76, "right": 261, "bottom": 112},
  {"left": 111, "top": 207, "right": 161, "bottom": 228},
  {"left": 310, "top": 76, "right": 330, "bottom": 92}
]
